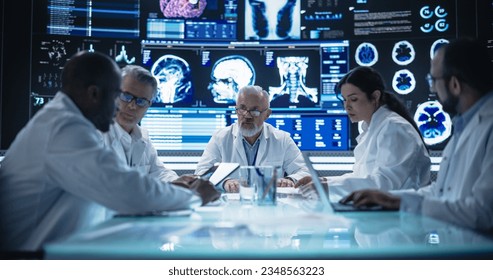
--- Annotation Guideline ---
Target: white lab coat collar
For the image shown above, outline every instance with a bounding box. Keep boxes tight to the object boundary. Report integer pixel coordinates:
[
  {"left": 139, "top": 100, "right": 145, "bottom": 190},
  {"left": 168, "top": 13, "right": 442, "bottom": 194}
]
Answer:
[
  {"left": 356, "top": 105, "right": 389, "bottom": 144},
  {"left": 107, "top": 122, "right": 146, "bottom": 166},
  {"left": 453, "top": 94, "right": 493, "bottom": 155}
]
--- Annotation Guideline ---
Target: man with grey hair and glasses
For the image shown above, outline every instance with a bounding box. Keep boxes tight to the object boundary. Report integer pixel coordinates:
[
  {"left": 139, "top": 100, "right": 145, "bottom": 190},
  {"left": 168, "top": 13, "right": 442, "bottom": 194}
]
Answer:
[
  {"left": 103, "top": 65, "right": 180, "bottom": 182},
  {"left": 195, "top": 85, "right": 309, "bottom": 192}
]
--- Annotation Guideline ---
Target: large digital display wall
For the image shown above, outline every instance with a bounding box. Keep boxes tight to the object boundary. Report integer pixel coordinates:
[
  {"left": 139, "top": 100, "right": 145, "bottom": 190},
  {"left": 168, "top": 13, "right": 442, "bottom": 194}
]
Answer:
[{"left": 2, "top": 0, "right": 483, "bottom": 151}]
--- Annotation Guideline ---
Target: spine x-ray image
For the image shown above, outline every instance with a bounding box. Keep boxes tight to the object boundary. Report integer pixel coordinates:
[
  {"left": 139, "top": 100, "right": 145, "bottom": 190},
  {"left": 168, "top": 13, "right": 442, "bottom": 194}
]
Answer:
[
  {"left": 246, "top": 0, "right": 300, "bottom": 40},
  {"left": 269, "top": 56, "right": 318, "bottom": 104}
]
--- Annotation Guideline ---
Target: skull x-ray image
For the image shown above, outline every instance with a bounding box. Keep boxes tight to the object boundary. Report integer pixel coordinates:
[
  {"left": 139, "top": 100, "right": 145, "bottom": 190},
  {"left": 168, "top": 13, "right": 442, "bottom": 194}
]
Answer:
[
  {"left": 151, "top": 54, "right": 193, "bottom": 104},
  {"left": 245, "top": 0, "right": 300, "bottom": 40},
  {"left": 269, "top": 56, "right": 318, "bottom": 104},
  {"left": 160, "top": 0, "right": 207, "bottom": 18},
  {"left": 208, "top": 55, "right": 256, "bottom": 104}
]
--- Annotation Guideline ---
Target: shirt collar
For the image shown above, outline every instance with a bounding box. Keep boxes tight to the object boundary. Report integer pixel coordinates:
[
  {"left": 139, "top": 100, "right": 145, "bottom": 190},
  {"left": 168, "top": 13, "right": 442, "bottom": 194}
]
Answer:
[
  {"left": 242, "top": 130, "right": 262, "bottom": 148},
  {"left": 114, "top": 122, "right": 142, "bottom": 141}
]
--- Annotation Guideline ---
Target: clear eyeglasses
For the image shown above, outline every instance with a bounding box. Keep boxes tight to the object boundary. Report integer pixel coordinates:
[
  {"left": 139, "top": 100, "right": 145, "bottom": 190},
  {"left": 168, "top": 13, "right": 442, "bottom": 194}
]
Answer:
[
  {"left": 235, "top": 107, "right": 268, "bottom": 117},
  {"left": 425, "top": 73, "right": 445, "bottom": 88}
]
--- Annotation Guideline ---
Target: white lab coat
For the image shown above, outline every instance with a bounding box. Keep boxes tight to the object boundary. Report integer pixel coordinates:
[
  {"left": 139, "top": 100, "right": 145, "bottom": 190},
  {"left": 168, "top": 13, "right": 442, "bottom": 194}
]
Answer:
[
  {"left": 328, "top": 105, "right": 431, "bottom": 200},
  {"left": 102, "top": 122, "right": 179, "bottom": 182},
  {"left": 399, "top": 93, "right": 493, "bottom": 232},
  {"left": 0, "top": 92, "right": 200, "bottom": 251},
  {"left": 195, "top": 123, "right": 310, "bottom": 182}
]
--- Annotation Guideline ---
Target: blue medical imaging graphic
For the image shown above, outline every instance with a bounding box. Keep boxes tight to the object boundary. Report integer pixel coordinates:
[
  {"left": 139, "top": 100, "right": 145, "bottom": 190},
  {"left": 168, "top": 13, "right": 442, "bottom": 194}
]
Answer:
[
  {"left": 420, "top": 5, "right": 450, "bottom": 33},
  {"left": 355, "top": 42, "right": 378, "bottom": 67},
  {"left": 430, "top": 39, "right": 449, "bottom": 59},
  {"left": 392, "top": 69, "right": 415, "bottom": 95},
  {"left": 208, "top": 55, "right": 256, "bottom": 104},
  {"left": 115, "top": 45, "right": 136, "bottom": 65},
  {"left": 414, "top": 101, "right": 452, "bottom": 146},
  {"left": 151, "top": 54, "right": 193, "bottom": 104},
  {"left": 392, "top": 41, "right": 415, "bottom": 66}
]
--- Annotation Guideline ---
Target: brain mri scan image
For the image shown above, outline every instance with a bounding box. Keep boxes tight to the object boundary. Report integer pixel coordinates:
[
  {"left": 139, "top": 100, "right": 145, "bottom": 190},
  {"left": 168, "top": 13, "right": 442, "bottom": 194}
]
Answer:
[
  {"left": 414, "top": 101, "right": 452, "bottom": 146},
  {"left": 392, "top": 40, "right": 415, "bottom": 66},
  {"left": 430, "top": 38, "right": 449, "bottom": 59},
  {"left": 355, "top": 42, "right": 378, "bottom": 67},
  {"left": 160, "top": 0, "right": 207, "bottom": 18},
  {"left": 151, "top": 54, "right": 193, "bottom": 104},
  {"left": 208, "top": 55, "right": 256, "bottom": 104},
  {"left": 392, "top": 69, "right": 416, "bottom": 95},
  {"left": 269, "top": 56, "right": 318, "bottom": 104},
  {"left": 246, "top": 0, "right": 300, "bottom": 40}
]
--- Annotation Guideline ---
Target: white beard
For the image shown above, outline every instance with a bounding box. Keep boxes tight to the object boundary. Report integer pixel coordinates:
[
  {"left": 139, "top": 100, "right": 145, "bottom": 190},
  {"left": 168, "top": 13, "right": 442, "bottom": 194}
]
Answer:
[{"left": 239, "top": 123, "right": 262, "bottom": 138}]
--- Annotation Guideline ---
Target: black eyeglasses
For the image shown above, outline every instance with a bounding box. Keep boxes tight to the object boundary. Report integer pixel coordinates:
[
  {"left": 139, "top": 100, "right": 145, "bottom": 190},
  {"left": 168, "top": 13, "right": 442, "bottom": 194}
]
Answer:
[
  {"left": 119, "top": 91, "right": 152, "bottom": 108},
  {"left": 425, "top": 73, "right": 445, "bottom": 87},
  {"left": 235, "top": 107, "right": 268, "bottom": 117}
]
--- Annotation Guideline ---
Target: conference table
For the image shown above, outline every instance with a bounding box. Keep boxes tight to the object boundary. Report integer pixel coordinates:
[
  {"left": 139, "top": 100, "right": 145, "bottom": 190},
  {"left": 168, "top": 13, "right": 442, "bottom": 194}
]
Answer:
[{"left": 44, "top": 189, "right": 493, "bottom": 259}]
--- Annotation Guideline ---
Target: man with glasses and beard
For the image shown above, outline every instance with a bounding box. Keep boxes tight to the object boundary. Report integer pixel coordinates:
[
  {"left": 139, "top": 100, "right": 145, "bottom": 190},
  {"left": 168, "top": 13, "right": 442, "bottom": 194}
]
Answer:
[
  {"left": 340, "top": 38, "right": 493, "bottom": 233},
  {"left": 195, "top": 85, "right": 309, "bottom": 192}
]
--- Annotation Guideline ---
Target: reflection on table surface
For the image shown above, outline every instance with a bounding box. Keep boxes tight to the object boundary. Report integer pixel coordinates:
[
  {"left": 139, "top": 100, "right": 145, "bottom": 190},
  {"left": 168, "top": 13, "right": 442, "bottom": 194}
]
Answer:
[{"left": 44, "top": 190, "right": 493, "bottom": 259}]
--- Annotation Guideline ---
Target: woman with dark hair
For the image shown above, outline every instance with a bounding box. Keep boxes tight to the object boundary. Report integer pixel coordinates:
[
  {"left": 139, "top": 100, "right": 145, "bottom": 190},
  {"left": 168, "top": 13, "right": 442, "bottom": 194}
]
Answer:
[{"left": 297, "top": 66, "right": 431, "bottom": 200}]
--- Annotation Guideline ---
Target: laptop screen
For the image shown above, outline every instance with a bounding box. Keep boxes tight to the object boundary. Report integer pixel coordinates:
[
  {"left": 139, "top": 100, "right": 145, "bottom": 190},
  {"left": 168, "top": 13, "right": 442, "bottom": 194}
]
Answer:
[
  {"left": 301, "top": 153, "right": 333, "bottom": 211},
  {"left": 301, "top": 153, "right": 389, "bottom": 212}
]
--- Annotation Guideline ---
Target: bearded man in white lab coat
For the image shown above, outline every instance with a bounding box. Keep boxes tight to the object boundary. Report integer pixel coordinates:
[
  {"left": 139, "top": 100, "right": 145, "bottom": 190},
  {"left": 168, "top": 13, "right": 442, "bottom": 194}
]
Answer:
[
  {"left": 341, "top": 38, "right": 493, "bottom": 233},
  {"left": 195, "top": 85, "right": 309, "bottom": 192}
]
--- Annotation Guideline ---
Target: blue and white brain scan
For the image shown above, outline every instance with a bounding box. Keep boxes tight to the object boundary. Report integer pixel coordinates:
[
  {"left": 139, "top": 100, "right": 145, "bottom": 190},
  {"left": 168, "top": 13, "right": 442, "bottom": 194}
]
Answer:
[
  {"left": 414, "top": 101, "right": 452, "bottom": 146},
  {"left": 269, "top": 56, "right": 318, "bottom": 103},
  {"left": 392, "top": 41, "right": 415, "bottom": 66},
  {"left": 392, "top": 69, "right": 416, "bottom": 95},
  {"left": 208, "top": 55, "right": 256, "bottom": 104},
  {"left": 245, "top": 0, "right": 300, "bottom": 40},
  {"left": 430, "top": 39, "right": 449, "bottom": 59},
  {"left": 151, "top": 54, "right": 193, "bottom": 103},
  {"left": 355, "top": 42, "right": 378, "bottom": 67}
]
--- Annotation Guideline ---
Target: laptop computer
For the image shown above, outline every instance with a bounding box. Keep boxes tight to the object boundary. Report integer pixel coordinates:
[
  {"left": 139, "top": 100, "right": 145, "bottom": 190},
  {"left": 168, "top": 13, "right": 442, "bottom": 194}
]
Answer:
[{"left": 302, "top": 153, "right": 388, "bottom": 212}]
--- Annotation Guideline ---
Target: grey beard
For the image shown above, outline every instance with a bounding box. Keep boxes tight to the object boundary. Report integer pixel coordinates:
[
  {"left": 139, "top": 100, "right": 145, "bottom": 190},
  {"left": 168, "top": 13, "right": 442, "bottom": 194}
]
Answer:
[{"left": 240, "top": 123, "right": 262, "bottom": 137}]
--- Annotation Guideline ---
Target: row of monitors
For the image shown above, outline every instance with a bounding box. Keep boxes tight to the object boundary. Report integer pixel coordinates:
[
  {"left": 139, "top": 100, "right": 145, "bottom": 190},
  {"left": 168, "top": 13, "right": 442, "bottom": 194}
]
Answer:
[
  {"left": 31, "top": 37, "right": 449, "bottom": 110},
  {"left": 140, "top": 109, "right": 350, "bottom": 151},
  {"left": 31, "top": 39, "right": 348, "bottom": 109},
  {"left": 30, "top": 38, "right": 453, "bottom": 150},
  {"left": 34, "top": 0, "right": 457, "bottom": 42}
]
